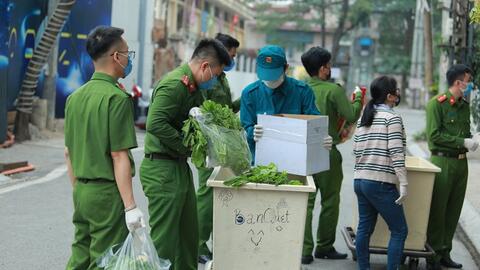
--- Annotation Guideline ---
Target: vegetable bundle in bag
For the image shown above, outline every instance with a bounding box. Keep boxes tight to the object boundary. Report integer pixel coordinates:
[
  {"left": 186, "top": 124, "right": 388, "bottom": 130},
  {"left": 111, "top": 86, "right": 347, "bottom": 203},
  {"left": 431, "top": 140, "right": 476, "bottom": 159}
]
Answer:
[
  {"left": 97, "top": 227, "right": 171, "bottom": 270},
  {"left": 182, "top": 100, "right": 251, "bottom": 174}
]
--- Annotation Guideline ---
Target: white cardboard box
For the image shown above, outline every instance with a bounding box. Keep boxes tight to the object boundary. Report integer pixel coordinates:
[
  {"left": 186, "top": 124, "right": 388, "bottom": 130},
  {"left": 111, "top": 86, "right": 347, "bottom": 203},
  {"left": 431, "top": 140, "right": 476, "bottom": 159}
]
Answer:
[{"left": 255, "top": 114, "right": 330, "bottom": 176}]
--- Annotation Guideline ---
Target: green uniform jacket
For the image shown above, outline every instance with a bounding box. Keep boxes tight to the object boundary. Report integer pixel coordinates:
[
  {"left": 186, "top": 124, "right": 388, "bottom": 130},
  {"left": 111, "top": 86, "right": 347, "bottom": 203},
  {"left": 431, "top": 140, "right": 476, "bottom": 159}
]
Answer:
[
  {"left": 426, "top": 91, "right": 471, "bottom": 153},
  {"left": 144, "top": 64, "right": 204, "bottom": 157},
  {"left": 204, "top": 72, "right": 240, "bottom": 113},
  {"left": 64, "top": 72, "right": 137, "bottom": 180},
  {"left": 308, "top": 78, "right": 363, "bottom": 145}
]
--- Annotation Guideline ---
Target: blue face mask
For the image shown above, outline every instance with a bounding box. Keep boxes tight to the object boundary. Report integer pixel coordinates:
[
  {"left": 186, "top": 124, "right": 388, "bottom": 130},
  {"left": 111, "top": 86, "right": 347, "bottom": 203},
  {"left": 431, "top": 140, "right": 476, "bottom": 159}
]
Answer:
[
  {"left": 118, "top": 53, "right": 133, "bottom": 78},
  {"left": 224, "top": 59, "right": 235, "bottom": 72},
  {"left": 198, "top": 66, "right": 217, "bottom": 90},
  {"left": 463, "top": 82, "right": 475, "bottom": 96}
]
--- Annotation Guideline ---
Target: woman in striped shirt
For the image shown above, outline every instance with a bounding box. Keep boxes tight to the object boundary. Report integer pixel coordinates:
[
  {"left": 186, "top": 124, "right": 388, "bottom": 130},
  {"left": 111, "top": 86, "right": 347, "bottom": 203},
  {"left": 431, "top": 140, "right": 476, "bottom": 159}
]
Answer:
[{"left": 353, "top": 76, "right": 408, "bottom": 270}]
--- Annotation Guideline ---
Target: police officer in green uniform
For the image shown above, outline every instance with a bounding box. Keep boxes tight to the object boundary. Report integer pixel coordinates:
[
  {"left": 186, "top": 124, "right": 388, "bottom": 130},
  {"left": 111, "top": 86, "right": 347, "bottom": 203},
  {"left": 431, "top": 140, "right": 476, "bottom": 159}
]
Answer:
[
  {"left": 140, "top": 39, "right": 231, "bottom": 270},
  {"left": 426, "top": 64, "right": 480, "bottom": 270},
  {"left": 64, "top": 26, "right": 144, "bottom": 270},
  {"left": 196, "top": 33, "right": 240, "bottom": 264},
  {"left": 299, "top": 47, "right": 364, "bottom": 264}
]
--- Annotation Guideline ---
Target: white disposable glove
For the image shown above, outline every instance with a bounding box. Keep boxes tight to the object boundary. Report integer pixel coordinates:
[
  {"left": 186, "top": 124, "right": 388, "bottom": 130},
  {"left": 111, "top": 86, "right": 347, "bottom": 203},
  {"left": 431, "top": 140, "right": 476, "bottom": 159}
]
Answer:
[
  {"left": 464, "top": 138, "right": 479, "bottom": 152},
  {"left": 473, "top": 132, "right": 480, "bottom": 142},
  {"left": 189, "top": 107, "right": 202, "bottom": 118},
  {"left": 254, "top": 124, "right": 263, "bottom": 142},
  {"left": 125, "top": 207, "right": 145, "bottom": 232},
  {"left": 323, "top": 135, "right": 333, "bottom": 151},
  {"left": 395, "top": 185, "right": 408, "bottom": 205}
]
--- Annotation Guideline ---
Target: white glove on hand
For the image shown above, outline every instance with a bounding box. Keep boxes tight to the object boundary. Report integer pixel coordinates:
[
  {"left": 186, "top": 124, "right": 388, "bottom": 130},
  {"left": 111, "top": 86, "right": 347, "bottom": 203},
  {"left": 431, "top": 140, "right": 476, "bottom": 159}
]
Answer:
[
  {"left": 125, "top": 207, "right": 145, "bottom": 232},
  {"left": 473, "top": 132, "right": 480, "bottom": 142},
  {"left": 189, "top": 107, "right": 202, "bottom": 118},
  {"left": 254, "top": 124, "right": 263, "bottom": 142},
  {"left": 464, "top": 138, "right": 479, "bottom": 152},
  {"left": 395, "top": 185, "right": 408, "bottom": 205},
  {"left": 323, "top": 135, "right": 333, "bottom": 151}
]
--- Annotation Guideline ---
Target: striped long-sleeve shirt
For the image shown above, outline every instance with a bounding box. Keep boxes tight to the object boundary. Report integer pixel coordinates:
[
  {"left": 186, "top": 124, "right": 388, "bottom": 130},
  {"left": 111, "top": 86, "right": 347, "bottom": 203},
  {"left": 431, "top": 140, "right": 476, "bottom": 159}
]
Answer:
[{"left": 353, "top": 106, "right": 407, "bottom": 185}]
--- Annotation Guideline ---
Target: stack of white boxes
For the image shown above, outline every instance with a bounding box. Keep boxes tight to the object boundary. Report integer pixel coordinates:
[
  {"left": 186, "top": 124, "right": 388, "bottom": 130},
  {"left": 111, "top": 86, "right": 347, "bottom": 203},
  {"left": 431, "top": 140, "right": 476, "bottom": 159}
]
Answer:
[{"left": 255, "top": 114, "right": 330, "bottom": 176}]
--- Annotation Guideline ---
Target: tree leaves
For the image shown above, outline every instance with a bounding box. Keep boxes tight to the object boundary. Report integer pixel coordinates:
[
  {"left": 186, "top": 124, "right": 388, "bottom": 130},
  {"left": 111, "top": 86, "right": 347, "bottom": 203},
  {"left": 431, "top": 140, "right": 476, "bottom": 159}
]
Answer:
[{"left": 223, "top": 163, "right": 303, "bottom": 187}]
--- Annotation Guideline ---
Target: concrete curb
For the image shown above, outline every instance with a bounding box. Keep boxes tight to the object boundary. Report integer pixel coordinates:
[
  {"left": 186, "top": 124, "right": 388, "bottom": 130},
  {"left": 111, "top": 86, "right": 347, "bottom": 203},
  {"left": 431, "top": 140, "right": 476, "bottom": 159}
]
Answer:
[{"left": 407, "top": 141, "right": 480, "bottom": 263}]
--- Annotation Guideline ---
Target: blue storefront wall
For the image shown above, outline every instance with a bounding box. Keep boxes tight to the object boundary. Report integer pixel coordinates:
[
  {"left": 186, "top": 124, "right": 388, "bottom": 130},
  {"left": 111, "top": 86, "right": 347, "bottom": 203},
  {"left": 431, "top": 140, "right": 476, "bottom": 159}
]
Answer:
[
  {"left": 52, "top": 0, "right": 112, "bottom": 118},
  {"left": 1, "top": 0, "right": 112, "bottom": 120}
]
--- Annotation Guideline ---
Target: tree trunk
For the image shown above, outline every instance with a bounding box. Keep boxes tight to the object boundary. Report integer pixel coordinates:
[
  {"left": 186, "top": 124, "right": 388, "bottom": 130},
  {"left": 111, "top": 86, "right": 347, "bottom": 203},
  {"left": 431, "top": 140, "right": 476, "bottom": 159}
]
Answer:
[
  {"left": 45, "top": 0, "right": 59, "bottom": 131},
  {"left": 14, "top": 0, "right": 76, "bottom": 142},
  {"left": 423, "top": 1, "right": 434, "bottom": 99},
  {"left": 331, "top": 0, "right": 349, "bottom": 64},
  {"left": 321, "top": 0, "right": 326, "bottom": 48}
]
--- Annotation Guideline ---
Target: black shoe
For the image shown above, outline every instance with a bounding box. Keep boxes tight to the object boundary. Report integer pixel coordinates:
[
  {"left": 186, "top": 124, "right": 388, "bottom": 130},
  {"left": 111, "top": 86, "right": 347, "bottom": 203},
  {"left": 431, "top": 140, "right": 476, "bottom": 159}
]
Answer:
[
  {"left": 426, "top": 261, "right": 442, "bottom": 270},
  {"left": 314, "top": 248, "right": 348, "bottom": 260},
  {"left": 301, "top": 255, "right": 314, "bottom": 264},
  {"left": 198, "top": 254, "right": 212, "bottom": 264},
  {"left": 440, "top": 257, "right": 463, "bottom": 269}
]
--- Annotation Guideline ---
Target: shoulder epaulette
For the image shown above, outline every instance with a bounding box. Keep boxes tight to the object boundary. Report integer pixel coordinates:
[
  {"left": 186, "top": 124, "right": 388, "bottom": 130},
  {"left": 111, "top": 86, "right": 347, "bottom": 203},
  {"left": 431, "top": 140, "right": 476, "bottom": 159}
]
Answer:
[
  {"left": 437, "top": 95, "right": 447, "bottom": 103},
  {"left": 245, "top": 81, "right": 261, "bottom": 93}
]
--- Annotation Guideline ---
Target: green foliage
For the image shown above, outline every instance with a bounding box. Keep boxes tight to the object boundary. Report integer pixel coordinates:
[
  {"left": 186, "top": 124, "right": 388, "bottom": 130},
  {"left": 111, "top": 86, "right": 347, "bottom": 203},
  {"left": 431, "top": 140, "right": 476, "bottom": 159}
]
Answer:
[
  {"left": 223, "top": 163, "right": 303, "bottom": 187},
  {"left": 471, "top": 2, "right": 480, "bottom": 24},
  {"left": 103, "top": 255, "right": 158, "bottom": 270},
  {"left": 375, "top": 0, "right": 416, "bottom": 75},
  {"left": 253, "top": 0, "right": 371, "bottom": 52},
  {"left": 413, "top": 129, "right": 427, "bottom": 142},
  {"left": 182, "top": 118, "right": 208, "bottom": 167},
  {"left": 182, "top": 100, "right": 251, "bottom": 174}
]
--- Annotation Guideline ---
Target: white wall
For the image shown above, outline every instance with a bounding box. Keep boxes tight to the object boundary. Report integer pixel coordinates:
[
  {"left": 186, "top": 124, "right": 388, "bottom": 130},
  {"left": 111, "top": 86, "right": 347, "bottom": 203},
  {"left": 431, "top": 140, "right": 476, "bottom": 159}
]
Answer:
[
  {"left": 111, "top": 0, "right": 155, "bottom": 92},
  {"left": 226, "top": 70, "right": 258, "bottom": 100}
]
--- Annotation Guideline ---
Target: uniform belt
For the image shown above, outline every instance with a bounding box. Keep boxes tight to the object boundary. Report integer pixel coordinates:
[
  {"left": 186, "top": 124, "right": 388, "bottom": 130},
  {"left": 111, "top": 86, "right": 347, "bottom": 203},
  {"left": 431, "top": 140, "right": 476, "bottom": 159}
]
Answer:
[
  {"left": 145, "top": 153, "right": 184, "bottom": 161},
  {"left": 431, "top": 151, "right": 466, "bottom": 160},
  {"left": 77, "top": 178, "right": 113, "bottom": 184}
]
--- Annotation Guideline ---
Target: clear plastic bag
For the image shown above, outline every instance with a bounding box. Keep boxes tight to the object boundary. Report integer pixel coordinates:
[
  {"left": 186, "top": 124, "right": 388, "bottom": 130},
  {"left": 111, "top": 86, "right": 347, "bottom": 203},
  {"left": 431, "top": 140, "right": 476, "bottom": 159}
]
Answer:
[
  {"left": 97, "top": 227, "right": 171, "bottom": 270},
  {"left": 197, "top": 113, "right": 252, "bottom": 175}
]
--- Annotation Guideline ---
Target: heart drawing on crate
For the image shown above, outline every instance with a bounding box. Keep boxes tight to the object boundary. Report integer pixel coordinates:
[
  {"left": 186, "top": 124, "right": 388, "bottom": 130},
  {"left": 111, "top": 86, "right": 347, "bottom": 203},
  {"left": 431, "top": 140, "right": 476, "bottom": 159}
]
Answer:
[{"left": 248, "top": 229, "right": 264, "bottom": 247}]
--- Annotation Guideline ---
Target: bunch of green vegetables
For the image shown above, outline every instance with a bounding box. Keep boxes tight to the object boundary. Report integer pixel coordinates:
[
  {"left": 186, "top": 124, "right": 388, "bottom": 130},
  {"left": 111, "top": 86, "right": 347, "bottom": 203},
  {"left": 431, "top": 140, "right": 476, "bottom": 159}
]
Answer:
[
  {"left": 103, "top": 254, "right": 158, "bottom": 270},
  {"left": 224, "top": 163, "right": 303, "bottom": 187},
  {"left": 182, "top": 100, "right": 251, "bottom": 174}
]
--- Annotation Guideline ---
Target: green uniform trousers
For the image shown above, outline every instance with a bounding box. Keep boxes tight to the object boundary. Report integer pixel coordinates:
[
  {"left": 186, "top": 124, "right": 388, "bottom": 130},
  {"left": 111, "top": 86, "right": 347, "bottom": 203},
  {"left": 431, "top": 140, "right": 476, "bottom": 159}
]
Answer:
[
  {"left": 427, "top": 156, "right": 468, "bottom": 262},
  {"left": 140, "top": 158, "right": 198, "bottom": 270},
  {"left": 196, "top": 166, "right": 215, "bottom": 256},
  {"left": 66, "top": 180, "right": 127, "bottom": 270},
  {"left": 303, "top": 146, "right": 343, "bottom": 255}
]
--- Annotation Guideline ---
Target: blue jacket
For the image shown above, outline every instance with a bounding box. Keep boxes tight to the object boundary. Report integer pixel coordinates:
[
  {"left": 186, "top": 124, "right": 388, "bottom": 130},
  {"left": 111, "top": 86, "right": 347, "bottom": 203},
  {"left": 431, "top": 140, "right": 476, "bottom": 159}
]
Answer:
[{"left": 240, "top": 76, "right": 320, "bottom": 158}]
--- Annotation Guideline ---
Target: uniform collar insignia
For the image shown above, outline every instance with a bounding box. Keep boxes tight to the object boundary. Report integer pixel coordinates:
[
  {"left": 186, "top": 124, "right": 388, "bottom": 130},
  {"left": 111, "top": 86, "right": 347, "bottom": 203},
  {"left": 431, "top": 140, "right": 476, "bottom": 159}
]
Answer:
[
  {"left": 181, "top": 75, "right": 196, "bottom": 93},
  {"left": 449, "top": 96, "right": 456, "bottom": 106}
]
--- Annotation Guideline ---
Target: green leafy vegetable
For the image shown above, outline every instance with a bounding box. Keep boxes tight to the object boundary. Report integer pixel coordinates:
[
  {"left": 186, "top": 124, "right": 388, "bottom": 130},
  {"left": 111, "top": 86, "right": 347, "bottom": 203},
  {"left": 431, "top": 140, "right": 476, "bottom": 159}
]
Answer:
[
  {"left": 223, "top": 163, "right": 303, "bottom": 187},
  {"left": 182, "top": 100, "right": 251, "bottom": 174}
]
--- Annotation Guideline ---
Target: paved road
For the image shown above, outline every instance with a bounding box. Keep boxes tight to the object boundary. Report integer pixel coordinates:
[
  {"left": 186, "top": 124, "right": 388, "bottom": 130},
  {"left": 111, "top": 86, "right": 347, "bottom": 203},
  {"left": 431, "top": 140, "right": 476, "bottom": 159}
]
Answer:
[{"left": 0, "top": 108, "right": 477, "bottom": 269}]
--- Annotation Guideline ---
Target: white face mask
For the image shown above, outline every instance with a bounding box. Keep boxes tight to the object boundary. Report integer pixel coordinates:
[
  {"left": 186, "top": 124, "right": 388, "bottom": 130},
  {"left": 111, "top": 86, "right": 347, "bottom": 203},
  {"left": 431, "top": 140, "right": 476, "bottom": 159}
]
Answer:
[{"left": 263, "top": 74, "right": 285, "bottom": 89}]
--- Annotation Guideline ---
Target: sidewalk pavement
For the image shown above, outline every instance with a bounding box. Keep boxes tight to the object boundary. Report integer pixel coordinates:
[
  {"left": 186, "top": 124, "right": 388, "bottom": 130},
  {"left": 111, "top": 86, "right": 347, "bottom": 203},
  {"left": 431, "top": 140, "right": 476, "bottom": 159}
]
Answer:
[{"left": 0, "top": 131, "right": 65, "bottom": 187}]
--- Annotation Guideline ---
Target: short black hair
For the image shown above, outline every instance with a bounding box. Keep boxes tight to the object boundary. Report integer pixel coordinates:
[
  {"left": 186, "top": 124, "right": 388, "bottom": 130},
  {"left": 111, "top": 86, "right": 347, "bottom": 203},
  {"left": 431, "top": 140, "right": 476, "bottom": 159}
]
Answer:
[
  {"left": 446, "top": 64, "right": 472, "bottom": 86},
  {"left": 215, "top": 33, "right": 240, "bottom": 50},
  {"left": 191, "top": 38, "right": 231, "bottom": 66},
  {"left": 301, "top": 47, "right": 331, "bottom": 77},
  {"left": 86, "top": 26, "right": 124, "bottom": 61}
]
